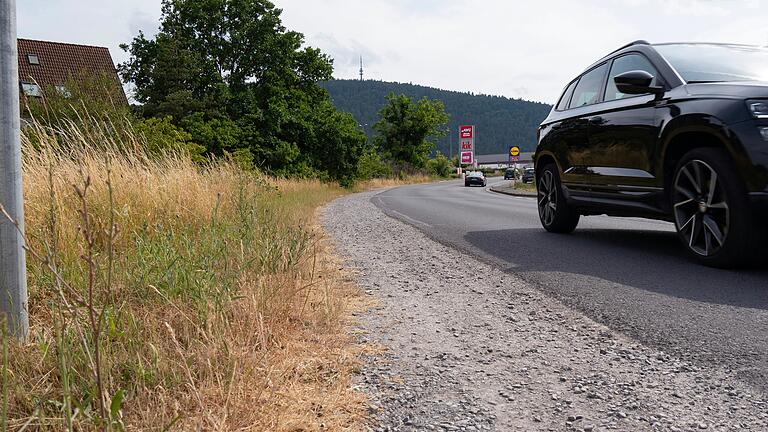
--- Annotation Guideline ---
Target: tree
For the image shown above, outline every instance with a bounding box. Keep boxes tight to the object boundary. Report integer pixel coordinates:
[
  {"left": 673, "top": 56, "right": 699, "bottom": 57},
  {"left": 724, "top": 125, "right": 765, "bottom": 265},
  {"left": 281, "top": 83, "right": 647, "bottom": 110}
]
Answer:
[
  {"left": 322, "top": 79, "right": 552, "bottom": 154},
  {"left": 119, "top": 0, "right": 366, "bottom": 183},
  {"left": 426, "top": 152, "right": 452, "bottom": 177},
  {"left": 373, "top": 93, "right": 449, "bottom": 169}
]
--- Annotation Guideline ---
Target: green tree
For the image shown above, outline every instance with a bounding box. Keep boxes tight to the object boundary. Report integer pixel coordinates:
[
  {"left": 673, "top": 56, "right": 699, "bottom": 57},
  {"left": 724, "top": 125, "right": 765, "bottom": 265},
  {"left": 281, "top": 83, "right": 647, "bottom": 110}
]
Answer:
[
  {"left": 426, "top": 151, "right": 452, "bottom": 177},
  {"left": 134, "top": 117, "right": 207, "bottom": 161},
  {"left": 373, "top": 93, "right": 449, "bottom": 169},
  {"left": 119, "top": 0, "right": 366, "bottom": 183},
  {"left": 321, "top": 79, "right": 552, "bottom": 154},
  {"left": 356, "top": 146, "right": 392, "bottom": 180},
  {"left": 449, "top": 154, "right": 460, "bottom": 168}
]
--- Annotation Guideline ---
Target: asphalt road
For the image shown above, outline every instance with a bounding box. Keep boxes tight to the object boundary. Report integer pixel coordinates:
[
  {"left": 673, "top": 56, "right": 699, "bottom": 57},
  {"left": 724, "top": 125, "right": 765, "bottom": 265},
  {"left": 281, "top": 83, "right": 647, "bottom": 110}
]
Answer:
[{"left": 372, "top": 177, "right": 768, "bottom": 394}]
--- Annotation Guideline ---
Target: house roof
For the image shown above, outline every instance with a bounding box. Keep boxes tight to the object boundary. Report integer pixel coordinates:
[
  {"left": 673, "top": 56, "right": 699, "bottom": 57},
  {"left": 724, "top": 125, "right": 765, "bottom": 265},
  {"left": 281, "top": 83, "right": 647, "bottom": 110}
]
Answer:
[{"left": 17, "top": 38, "right": 126, "bottom": 104}]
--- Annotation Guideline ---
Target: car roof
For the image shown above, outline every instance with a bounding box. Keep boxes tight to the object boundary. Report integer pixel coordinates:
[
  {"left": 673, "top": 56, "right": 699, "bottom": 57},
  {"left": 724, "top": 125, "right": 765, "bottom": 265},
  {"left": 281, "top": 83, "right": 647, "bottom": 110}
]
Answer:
[
  {"left": 653, "top": 41, "right": 763, "bottom": 49},
  {"left": 582, "top": 40, "right": 766, "bottom": 76},
  {"left": 559, "top": 39, "right": 685, "bottom": 101},
  {"left": 581, "top": 40, "right": 651, "bottom": 73}
]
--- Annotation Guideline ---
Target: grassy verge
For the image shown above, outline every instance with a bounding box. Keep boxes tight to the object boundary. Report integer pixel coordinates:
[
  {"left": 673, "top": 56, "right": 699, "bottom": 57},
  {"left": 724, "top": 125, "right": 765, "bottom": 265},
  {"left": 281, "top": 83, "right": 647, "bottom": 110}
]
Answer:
[
  {"left": 3, "top": 117, "right": 402, "bottom": 430},
  {"left": 509, "top": 181, "right": 536, "bottom": 191}
]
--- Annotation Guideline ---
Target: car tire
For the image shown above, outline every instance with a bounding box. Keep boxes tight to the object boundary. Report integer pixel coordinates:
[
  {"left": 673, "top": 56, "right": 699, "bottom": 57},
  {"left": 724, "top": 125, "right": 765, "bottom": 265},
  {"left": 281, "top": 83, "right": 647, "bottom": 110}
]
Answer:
[
  {"left": 537, "top": 164, "right": 580, "bottom": 233},
  {"left": 671, "top": 148, "right": 765, "bottom": 268}
]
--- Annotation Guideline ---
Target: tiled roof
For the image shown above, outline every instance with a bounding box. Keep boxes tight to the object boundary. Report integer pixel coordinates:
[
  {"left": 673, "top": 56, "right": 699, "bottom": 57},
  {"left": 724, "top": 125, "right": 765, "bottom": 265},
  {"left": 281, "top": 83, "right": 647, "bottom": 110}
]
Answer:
[{"left": 17, "top": 38, "right": 126, "bottom": 104}]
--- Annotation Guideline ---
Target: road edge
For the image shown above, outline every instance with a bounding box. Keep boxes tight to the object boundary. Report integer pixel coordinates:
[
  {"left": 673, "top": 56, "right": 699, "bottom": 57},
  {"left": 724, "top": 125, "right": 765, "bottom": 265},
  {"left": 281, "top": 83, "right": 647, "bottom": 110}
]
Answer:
[{"left": 488, "top": 182, "right": 537, "bottom": 198}]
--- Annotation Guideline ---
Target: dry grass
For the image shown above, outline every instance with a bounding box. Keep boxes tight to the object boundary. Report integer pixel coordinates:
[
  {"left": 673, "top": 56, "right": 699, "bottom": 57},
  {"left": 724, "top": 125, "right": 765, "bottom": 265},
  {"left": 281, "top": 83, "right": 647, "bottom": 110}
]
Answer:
[
  {"left": 353, "top": 174, "right": 438, "bottom": 192},
  {"left": 4, "top": 117, "right": 371, "bottom": 430}
]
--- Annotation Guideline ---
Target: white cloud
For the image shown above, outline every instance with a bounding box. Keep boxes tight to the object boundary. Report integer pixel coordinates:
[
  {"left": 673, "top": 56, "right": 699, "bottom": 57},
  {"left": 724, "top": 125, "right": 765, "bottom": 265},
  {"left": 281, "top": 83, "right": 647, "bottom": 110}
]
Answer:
[
  {"left": 18, "top": 0, "right": 161, "bottom": 67},
  {"left": 280, "top": 0, "right": 768, "bottom": 103},
  {"left": 16, "top": 0, "right": 768, "bottom": 103}
]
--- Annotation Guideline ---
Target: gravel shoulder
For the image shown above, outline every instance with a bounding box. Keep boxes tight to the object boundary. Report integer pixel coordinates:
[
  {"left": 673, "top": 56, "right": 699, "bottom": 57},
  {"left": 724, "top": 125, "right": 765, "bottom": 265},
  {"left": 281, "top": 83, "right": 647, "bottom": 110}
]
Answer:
[{"left": 321, "top": 189, "right": 768, "bottom": 432}]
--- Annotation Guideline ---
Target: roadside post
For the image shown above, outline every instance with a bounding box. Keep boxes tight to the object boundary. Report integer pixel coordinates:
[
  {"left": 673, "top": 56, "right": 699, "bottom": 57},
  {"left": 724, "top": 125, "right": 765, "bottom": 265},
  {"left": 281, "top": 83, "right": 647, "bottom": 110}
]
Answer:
[
  {"left": 509, "top": 146, "right": 520, "bottom": 181},
  {"left": 0, "top": 0, "right": 29, "bottom": 340}
]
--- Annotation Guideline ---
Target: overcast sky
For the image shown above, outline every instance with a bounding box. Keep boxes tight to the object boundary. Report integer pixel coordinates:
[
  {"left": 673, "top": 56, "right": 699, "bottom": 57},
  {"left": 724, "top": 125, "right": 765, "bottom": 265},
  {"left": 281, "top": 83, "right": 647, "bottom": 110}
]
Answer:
[{"left": 17, "top": 0, "right": 768, "bottom": 104}]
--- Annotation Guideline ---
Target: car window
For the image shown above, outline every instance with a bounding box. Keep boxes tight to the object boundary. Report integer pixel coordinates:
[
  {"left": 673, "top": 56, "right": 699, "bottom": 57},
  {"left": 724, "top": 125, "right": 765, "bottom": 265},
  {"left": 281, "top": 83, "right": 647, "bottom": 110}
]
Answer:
[
  {"left": 604, "top": 54, "right": 659, "bottom": 101},
  {"left": 569, "top": 63, "right": 608, "bottom": 109},
  {"left": 654, "top": 43, "right": 768, "bottom": 83},
  {"left": 556, "top": 79, "right": 578, "bottom": 111}
]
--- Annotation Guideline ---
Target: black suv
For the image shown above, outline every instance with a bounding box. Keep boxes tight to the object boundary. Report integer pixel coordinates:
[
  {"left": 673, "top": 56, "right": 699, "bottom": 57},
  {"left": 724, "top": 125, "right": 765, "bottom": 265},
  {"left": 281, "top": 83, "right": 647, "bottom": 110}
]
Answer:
[{"left": 535, "top": 41, "right": 768, "bottom": 267}]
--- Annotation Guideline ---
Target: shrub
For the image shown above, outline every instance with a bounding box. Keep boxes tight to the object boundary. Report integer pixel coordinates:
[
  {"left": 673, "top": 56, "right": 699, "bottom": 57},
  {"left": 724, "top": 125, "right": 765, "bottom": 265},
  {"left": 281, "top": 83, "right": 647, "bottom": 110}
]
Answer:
[
  {"left": 356, "top": 149, "right": 392, "bottom": 180},
  {"left": 427, "top": 151, "right": 452, "bottom": 177}
]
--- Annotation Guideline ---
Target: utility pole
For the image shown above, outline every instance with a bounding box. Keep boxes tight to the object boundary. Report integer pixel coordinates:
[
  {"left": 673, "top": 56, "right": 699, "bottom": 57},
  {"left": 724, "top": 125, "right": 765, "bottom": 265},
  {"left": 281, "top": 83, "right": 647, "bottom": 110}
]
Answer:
[
  {"left": 359, "top": 56, "right": 364, "bottom": 81},
  {"left": 0, "top": 0, "right": 29, "bottom": 340}
]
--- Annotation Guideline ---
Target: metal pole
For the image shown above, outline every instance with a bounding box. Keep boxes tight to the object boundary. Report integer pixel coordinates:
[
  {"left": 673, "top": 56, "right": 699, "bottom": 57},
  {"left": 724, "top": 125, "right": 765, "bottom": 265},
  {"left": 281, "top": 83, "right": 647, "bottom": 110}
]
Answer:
[{"left": 0, "top": 0, "right": 29, "bottom": 340}]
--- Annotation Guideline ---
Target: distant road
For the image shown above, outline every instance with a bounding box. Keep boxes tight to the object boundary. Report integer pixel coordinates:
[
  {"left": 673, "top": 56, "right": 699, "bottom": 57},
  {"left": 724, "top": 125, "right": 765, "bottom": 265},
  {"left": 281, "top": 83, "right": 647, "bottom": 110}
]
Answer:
[{"left": 372, "top": 177, "right": 768, "bottom": 393}]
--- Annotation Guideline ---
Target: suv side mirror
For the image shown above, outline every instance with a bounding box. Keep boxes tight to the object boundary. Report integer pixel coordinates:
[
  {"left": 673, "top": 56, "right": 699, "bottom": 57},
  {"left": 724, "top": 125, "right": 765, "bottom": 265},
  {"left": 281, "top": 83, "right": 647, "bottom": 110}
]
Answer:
[{"left": 614, "top": 70, "right": 665, "bottom": 95}]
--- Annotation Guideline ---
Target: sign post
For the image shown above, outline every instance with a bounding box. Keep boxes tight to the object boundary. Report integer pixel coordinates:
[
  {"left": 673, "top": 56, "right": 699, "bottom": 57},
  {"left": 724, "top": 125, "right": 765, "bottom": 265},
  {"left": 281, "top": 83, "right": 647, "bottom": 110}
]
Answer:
[
  {"left": 509, "top": 146, "right": 521, "bottom": 179},
  {"left": 0, "top": 0, "right": 29, "bottom": 340},
  {"left": 459, "top": 125, "right": 475, "bottom": 167}
]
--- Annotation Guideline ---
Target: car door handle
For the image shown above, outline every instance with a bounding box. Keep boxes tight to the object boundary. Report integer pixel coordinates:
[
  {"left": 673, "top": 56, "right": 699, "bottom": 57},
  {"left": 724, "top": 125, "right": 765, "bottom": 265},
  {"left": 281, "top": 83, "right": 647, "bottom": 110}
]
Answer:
[{"left": 588, "top": 116, "right": 604, "bottom": 125}]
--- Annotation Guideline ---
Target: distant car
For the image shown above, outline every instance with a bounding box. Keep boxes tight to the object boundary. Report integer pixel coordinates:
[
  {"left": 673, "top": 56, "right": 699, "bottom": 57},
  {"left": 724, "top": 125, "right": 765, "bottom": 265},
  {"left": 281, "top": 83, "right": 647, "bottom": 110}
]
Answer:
[
  {"left": 521, "top": 167, "right": 535, "bottom": 183},
  {"left": 465, "top": 171, "right": 487, "bottom": 187},
  {"left": 504, "top": 168, "right": 516, "bottom": 180}
]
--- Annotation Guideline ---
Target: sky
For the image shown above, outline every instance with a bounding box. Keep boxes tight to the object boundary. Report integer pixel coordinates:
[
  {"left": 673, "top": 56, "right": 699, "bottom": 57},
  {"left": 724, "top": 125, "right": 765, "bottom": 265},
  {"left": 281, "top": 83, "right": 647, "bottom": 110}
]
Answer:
[{"left": 16, "top": 0, "right": 768, "bottom": 104}]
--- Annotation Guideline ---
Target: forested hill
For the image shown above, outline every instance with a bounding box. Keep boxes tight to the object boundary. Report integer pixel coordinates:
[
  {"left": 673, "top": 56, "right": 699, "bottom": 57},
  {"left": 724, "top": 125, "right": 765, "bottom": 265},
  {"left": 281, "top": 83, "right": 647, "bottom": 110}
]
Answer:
[{"left": 321, "top": 79, "right": 552, "bottom": 155}]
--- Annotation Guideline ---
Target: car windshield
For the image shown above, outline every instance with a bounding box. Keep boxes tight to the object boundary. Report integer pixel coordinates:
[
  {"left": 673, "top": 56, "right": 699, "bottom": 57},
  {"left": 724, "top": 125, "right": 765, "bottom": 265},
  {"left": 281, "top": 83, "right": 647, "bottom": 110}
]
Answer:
[
  {"left": 469, "top": 172, "right": 483, "bottom": 177},
  {"left": 654, "top": 43, "right": 768, "bottom": 83}
]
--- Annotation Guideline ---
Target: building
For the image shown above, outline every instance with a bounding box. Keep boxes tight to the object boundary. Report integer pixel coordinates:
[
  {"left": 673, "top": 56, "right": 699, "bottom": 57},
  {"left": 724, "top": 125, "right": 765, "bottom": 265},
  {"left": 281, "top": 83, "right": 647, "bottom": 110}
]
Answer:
[
  {"left": 475, "top": 152, "right": 534, "bottom": 169},
  {"left": 16, "top": 38, "right": 126, "bottom": 105}
]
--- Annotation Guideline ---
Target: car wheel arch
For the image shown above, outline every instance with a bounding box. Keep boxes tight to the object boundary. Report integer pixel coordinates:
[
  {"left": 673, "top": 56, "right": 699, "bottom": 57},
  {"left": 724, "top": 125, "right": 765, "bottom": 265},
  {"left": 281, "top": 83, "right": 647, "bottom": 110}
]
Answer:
[
  {"left": 535, "top": 153, "right": 559, "bottom": 178},
  {"left": 660, "top": 128, "right": 739, "bottom": 204}
]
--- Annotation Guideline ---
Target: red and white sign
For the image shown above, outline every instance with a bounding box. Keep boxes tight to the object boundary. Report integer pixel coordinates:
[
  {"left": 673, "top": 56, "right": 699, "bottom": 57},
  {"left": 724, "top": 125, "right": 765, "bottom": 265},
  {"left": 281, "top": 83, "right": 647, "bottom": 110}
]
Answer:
[
  {"left": 460, "top": 125, "right": 474, "bottom": 139},
  {"left": 458, "top": 125, "right": 475, "bottom": 166}
]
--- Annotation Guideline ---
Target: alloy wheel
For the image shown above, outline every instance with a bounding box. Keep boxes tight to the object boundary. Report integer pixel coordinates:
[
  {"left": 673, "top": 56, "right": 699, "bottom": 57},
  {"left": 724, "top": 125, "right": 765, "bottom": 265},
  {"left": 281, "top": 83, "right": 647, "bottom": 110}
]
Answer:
[
  {"left": 673, "top": 159, "right": 730, "bottom": 257},
  {"left": 538, "top": 170, "right": 557, "bottom": 226}
]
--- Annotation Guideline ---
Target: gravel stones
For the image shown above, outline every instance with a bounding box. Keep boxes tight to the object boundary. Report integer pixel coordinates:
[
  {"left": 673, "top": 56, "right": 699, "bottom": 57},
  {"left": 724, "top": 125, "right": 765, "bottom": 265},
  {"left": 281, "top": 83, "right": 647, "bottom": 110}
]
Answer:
[{"left": 321, "top": 190, "right": 768, "bottom": 431}]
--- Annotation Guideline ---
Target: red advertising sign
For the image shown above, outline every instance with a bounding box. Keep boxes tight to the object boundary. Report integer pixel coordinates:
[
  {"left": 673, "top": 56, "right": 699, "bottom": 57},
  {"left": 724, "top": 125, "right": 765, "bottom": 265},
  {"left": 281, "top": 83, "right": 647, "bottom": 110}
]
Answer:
[{"left": 459, "top": 125, "right": 475, "bottom": 166}]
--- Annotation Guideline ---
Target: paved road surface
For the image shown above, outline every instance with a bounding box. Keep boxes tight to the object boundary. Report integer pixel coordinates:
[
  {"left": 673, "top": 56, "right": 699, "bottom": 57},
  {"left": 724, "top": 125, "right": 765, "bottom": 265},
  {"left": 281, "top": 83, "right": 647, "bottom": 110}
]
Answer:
[{"left": 372, "top": 177, "right": 768, "bottom": 393}]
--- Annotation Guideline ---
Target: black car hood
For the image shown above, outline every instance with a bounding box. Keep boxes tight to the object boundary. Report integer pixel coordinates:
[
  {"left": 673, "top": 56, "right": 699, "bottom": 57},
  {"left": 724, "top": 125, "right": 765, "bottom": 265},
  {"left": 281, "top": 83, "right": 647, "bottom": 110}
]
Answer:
[{"left": 685, "top": 81, "right": 768, "bottom": 99}]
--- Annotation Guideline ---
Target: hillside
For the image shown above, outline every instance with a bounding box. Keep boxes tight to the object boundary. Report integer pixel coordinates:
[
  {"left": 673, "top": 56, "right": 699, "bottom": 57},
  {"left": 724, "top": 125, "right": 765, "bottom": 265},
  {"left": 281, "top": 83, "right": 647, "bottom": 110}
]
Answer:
[{"left": 321, "top": 79, "right": 552, "bottom": 155}]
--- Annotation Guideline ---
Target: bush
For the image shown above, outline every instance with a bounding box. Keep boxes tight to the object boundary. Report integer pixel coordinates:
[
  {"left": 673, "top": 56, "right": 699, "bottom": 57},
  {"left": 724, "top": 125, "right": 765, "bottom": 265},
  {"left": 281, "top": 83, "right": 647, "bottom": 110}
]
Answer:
[
  {"left": 427, "top": 151, "right": 452, "bottom": 177},
  {"left": 356, "top": 149, "right": 392, "bottom": 180},
  {"left": 134, "top": 116, "right": 206, "bottom": 161}
]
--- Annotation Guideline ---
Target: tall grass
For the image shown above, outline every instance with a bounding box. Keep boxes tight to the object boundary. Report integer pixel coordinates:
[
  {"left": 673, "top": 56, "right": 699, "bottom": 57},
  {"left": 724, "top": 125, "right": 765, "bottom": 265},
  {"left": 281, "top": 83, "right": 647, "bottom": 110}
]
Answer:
[{"left": 3, "top": 116, "right": 365, "bottom": 430}]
